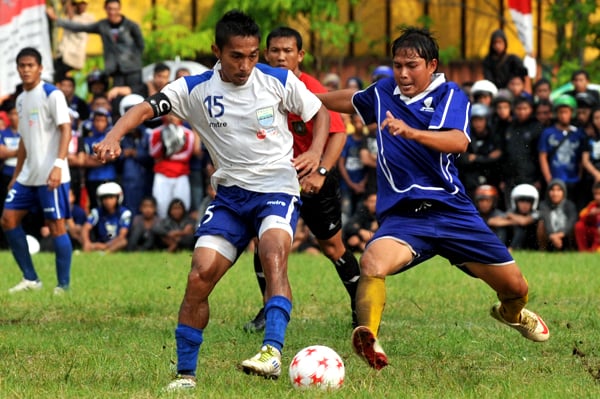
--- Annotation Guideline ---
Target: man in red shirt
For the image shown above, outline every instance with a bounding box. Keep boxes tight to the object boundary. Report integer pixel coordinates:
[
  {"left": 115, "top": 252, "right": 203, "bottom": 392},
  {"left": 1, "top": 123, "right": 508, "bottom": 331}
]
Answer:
[{"left": 244, "top": 26, "right": 361, "bottom": 331}]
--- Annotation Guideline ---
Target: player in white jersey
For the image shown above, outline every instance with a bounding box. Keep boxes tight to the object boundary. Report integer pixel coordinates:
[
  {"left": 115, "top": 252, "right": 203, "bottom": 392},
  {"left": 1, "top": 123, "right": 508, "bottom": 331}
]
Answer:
[
  {"left": 2, "top": 48, "right": 73, "bottom": 295},
  {"left": 93, "top": 10, "right": 330, "bottom": 391}
]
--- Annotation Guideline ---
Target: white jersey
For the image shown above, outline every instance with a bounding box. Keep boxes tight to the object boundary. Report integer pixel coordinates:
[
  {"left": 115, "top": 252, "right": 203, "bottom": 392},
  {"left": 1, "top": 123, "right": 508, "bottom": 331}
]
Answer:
[
  {"left": 162, "top": 62, "right": 322, "bottom": 196},
  {"left": 16, "top": 81, "right": 71, "bottom": 186}
]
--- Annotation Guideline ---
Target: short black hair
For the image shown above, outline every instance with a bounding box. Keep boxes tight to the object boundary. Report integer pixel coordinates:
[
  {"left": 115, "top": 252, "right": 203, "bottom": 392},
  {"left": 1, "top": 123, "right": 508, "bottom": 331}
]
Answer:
[
  {"left": 16, "top": 47, "right": 42, "bottom": 65},
  {"left": 571, "top": 69, "right": 590, "bottom": 81},
  {"left": 391, "top": 27, "right": 439, "bottom": 66},
  {"left": 215, "top": 10, "right": 260, "bottom": 50},
  {"left": 153, "top": 62, "right": 170, "bottom": 75},
  {"left": 266, "top": 26, "right": 303, "bottom": 51}
]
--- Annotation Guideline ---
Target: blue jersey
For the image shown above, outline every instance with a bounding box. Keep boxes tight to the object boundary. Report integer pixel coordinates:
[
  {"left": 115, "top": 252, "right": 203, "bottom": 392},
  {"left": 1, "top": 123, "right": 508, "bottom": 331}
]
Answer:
[
  {"left": 537, "top": 125, "right": 586, "bottom": 184},
  {"left": 0, "top": 128, "right": 20, "bottom": 177},
  {"left": 352, "top": 74, "right": 473, "bottom": 218},
  {"left": 83, "top": 131, "right": 118, "bottom": 182},
  {"left": 86, "top": 205, "right": 132, "bottom": 243}
]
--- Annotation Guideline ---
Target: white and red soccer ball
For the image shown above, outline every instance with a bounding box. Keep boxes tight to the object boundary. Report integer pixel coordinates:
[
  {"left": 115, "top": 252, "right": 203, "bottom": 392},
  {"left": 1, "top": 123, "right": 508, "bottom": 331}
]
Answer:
[{"left": 289, "top": 345, "right": 345, "bottom": 390}]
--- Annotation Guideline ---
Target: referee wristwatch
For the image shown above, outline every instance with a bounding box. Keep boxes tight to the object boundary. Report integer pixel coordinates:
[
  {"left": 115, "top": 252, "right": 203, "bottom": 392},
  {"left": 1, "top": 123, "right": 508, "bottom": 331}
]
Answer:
[{"left": 317, "top": 166, "right": 328, "bottom": 177}]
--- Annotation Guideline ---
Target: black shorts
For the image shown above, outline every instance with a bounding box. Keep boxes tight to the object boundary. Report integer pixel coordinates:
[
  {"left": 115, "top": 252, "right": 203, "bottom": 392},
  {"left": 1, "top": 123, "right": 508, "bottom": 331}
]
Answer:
[{"left": 300, "top": 168, "right": 342, "bottom": 240}]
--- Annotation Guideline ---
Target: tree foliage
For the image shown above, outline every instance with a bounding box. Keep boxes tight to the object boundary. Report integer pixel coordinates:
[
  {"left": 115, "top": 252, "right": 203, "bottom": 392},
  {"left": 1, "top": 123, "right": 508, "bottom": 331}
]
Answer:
[
  {"left": 547, "top": 0, "right": 600, "bottom": 85},
  {"left": 141, "top": 0, "right": 360, "bottom": 72}
]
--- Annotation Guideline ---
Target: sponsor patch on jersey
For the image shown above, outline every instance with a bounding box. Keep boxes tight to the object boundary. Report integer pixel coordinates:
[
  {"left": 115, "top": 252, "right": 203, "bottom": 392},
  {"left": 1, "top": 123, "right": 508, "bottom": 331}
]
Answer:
[
  {"left": 256, "top": 107, "right": 275, "bottom": 127},
  {"left": 420, "top": 96, "right": 434, "bottom": 112}
]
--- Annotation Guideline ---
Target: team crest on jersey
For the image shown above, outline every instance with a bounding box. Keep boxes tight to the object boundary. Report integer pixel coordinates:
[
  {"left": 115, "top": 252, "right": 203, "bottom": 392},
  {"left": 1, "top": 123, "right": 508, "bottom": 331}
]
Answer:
[
  {"left": 256, "top": 107, "right": 275, "bottom": 127},
  {"left": 291, "top": 120, "right": 307, "bottom": 136},
  {"left": 420, "top": 97, "right": 434, "bottom": 112}
]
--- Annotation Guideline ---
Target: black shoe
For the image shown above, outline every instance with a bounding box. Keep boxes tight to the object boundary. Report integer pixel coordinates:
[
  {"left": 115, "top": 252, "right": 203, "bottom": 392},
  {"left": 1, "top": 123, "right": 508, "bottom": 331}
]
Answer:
[{"left": 243, "top": 307, "right": 266, "bottom": 333}]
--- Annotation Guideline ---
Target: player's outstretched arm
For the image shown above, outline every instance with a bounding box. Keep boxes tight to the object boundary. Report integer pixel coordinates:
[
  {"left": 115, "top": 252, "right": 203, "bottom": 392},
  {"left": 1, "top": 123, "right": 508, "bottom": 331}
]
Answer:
[
  {"left": 315, "top": 89, "right": 356, "bottom": 114},
  {"left": 93, "top": 102, "right": 155, "bottom": 162}
]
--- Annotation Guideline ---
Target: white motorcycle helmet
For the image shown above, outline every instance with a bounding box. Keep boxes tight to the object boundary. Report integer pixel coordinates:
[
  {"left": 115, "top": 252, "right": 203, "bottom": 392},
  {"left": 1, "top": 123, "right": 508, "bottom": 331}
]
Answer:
[
  {"left": 96, "top": 182, "right": 124, "bottom": 205},
  {"left": 510, "top": 183, "right": 539, "bottom": 210},
  {"left": 471, "top": 79, "right": 498, "bottom": 97},
  {"left": 118, "top": 94, "right": 145, "bottom": 117}
]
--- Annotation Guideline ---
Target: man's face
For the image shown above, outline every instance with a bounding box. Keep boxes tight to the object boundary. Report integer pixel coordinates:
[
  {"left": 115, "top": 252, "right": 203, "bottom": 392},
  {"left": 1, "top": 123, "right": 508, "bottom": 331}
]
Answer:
[
  {"left": 153, "top": 69, "right": 171, "bottom": 91},
  {"left": 556, "top": 107, "right": 573, "bottom": 125},
  {"left": 548, "top": 184, "right": 565, "bottom": 204},
  {"left": 60, "top": 79, "right": 74, "bottom": 97},
  {"left": 17, "top": 55, "right": 42, "bottom": 89},
  {"left": 535, "top": 105, "right": 552, "bottom": 126},
  {"left": 264, "top": 36, "right": 303, "bottom": 75},
  {"left": 495, "top": 102, "right": 512, "bottom": 120},
  {"left": 212, "top": 35, "right": 260, "bottom": 86},
  {"left": 105, "top": 1, "right": 121, "bottom": 24},
  {"left": 514, "top": 102, "right": 532, "bottom": 123},
  {"left": 534, "top": 83, "right": 551, "bottom": 100},
  {"left": 572, "top": 74, "right": 589, "bottom": 92},
  {"left": 392, "top": 48, "right": 437, "bottom": 98}
]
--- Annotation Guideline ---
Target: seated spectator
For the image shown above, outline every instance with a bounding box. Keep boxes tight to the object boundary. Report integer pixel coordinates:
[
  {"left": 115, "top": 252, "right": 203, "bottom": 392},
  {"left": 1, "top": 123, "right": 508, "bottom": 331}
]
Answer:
[
  {"left": 291, "top": 217, "right": 320, "bottom": 255},
  {"left": 127, "top": 196, "right": 160, "bottom": 251},
  {"left": 536, "top": 179, "right": 578, "bottom": 251},
  {"left": 506, "top": 183, "right": 540, "bottom": 250},
  {"left": 152, "top": 198, "right": 196, "bottom": 252},
  {"left": 342, "top": 191, "right": 378, "bottom": 253},
  {"left": 574, "top": 182, "right": 600, "bottom": 252},
  {"left": 81, "top": 182, "right": 132, "bottom": 253},
  {"left": 473, "top": 184, "right": 510, "bottom": 246}
]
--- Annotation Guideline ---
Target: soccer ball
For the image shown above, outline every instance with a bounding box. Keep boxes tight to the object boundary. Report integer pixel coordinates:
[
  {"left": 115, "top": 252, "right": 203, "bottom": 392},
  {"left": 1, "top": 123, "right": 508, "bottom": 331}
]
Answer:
[{"left": 289, "top": 345, "right": 345, "bottom": 390}]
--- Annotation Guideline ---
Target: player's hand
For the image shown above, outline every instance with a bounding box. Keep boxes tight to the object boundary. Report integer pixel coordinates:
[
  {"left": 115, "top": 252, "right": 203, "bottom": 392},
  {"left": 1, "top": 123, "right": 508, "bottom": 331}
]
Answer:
[
  {"left": 381, "top": 111, "right": 413, "bottom": 138},
  {"left": 47, "top": 167, "right": 62, "bottom": 190},
  {"left": 300, "top": 172, "right": 325, "bottom": 195},
  {"left": 93, "top": 134, "right": 122, "bottom": 163},
  {"left": 293, "top": 149, "right": 320, "bottom": 180}
]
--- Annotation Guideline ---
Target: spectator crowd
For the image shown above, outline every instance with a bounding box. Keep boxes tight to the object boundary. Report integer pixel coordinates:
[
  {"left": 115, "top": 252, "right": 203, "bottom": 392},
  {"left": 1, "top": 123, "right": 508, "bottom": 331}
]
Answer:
[{"left": 1, "top": 7, "right": 599, "bottom": 256}]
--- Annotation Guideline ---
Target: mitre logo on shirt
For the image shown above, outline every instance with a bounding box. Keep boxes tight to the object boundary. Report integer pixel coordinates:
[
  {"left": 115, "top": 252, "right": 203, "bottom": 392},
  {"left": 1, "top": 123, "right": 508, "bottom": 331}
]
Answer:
[{"left": 420, "top": 97, "right": 434, "bottom": 112}]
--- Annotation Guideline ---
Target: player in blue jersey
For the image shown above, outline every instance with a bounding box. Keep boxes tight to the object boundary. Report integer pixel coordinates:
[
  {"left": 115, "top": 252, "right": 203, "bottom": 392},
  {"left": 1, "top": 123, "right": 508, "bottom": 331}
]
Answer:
[
  {"left": 93, "top": 10, "right": 330, "bottom": 390},
  {"left": 316, "top": 27, "right": 549, "bottom": 370},
  {"left": 2, "top": 47, "right": 73, "bottom": 296}
]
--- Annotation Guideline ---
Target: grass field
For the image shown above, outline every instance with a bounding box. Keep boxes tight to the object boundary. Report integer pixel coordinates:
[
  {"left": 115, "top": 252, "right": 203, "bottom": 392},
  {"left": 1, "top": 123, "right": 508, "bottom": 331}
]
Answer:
[{"left": 0, "top": 249, "right": 598, "bottom": 398}]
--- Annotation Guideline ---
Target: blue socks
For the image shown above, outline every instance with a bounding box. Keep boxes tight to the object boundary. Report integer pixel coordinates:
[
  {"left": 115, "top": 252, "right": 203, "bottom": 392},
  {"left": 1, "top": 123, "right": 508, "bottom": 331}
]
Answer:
[
  {"left": 263, "top": 295, "right": 292, "bottom": 352},
  {"left": 175, "top": 324, "right": 204, "bottom": 376},
  {"left": 54, "top": 233, "right": 73, "bottom": 288},
  {"left": 5, "top": 226, "right": 38, "bottom": 281}
]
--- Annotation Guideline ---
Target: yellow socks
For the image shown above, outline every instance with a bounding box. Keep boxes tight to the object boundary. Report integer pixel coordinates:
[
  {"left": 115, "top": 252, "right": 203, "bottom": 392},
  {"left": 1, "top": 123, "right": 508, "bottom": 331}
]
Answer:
[
  {"left": 355, "top": 275, "right": 386, "bottom": 336},
  {"left": 498, "top": 293, "right": 528, "bottom": 323}
]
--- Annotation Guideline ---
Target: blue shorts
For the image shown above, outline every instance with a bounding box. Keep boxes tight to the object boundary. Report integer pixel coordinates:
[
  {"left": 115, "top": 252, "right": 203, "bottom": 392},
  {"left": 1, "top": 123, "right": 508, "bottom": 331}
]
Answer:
[
  {"left": 196, "top": 185, "right": 300, "bottom": 254},
  {"left": 4, "top": 182, "right": 72, "bottom": 220},
  {"left": 373, "top": 201, "right": 513, "bottom": 272}
]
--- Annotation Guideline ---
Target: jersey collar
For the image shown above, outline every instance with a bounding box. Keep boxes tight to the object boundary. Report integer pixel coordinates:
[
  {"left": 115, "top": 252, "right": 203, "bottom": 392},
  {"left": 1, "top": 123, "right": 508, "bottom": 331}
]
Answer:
[{"left": 394, "top": 73, "right": 446, "bottom": 104}]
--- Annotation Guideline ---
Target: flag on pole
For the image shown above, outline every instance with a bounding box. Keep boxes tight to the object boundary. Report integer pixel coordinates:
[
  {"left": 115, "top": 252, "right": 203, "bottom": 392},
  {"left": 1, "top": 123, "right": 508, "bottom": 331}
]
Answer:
[
  {"left": 508, "top": 0, "right": 533, "bottom": 55},
  {"left": 508, "top": 0, "right": 536, "bottom": 78},
  {"left": 0, "top": 0, "right": 54, "bottom": 98}
]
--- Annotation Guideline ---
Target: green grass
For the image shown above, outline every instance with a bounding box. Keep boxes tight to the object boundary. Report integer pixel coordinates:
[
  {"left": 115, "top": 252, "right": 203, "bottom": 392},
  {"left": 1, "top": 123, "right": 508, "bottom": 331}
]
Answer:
[{"left": 0, "top": 250, "right": 598, "bottom": 398}]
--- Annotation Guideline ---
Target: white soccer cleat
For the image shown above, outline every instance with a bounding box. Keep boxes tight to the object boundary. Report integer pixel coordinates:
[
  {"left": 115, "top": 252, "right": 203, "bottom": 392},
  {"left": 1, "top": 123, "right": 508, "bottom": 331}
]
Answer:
[
  {"left": 490, "top": 303, "right": 550, "bottom": 342},
  {"left": 240, "top": 344, "right": 282, "bottom": 379},
  {"left": 53, "top": 287, "right": 67, "bottom": 296},
  {"left": 8, "top": 279, "right": 42, "bottom": 294},
  {"left": 165, "top": 375, "right": 197, "bottom": 391}
]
